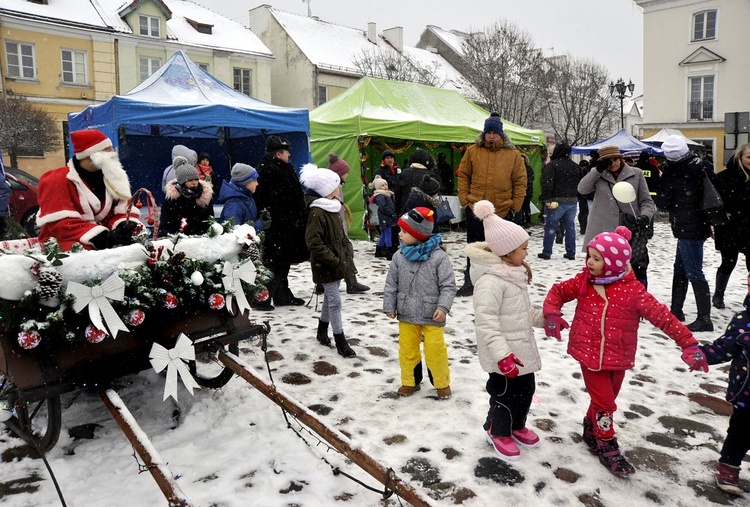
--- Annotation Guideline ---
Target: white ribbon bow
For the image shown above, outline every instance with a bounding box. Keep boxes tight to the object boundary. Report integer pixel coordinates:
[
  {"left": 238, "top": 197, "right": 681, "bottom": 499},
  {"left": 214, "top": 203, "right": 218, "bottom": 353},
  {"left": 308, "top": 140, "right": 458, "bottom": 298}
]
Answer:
[
  {"left": 67, "top": 273, "right": 129, "bottom": 338},
  {"left": 149, "top": 334, "right": 200, "bottom": 402},
  {"left": 221, "top": 260, "right": 257, "bottom": 316}
]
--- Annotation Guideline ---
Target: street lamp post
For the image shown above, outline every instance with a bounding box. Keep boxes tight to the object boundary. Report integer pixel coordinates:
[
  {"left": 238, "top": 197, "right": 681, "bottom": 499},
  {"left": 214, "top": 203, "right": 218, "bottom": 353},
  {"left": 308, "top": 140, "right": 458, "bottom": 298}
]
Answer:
[{"left": 609, "top": 78, "right": 636, "bottom": 130}]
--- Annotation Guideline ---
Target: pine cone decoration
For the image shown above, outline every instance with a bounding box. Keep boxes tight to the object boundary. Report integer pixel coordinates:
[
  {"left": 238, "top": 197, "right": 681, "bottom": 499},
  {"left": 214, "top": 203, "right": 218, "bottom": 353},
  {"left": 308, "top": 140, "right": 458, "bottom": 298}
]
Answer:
[
  {"left": 247, "top": 243, "right": 261, "bottom": 262},
  {"left": 36, "top": 268, "right": 63, "bottom": 300}
]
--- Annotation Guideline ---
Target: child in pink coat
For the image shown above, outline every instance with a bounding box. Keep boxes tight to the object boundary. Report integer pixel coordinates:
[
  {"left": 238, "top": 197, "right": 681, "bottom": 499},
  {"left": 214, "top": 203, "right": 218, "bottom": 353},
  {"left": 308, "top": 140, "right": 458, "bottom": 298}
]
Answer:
[{"left": 543, "top": 226, "right": 705, "bottom": 476}]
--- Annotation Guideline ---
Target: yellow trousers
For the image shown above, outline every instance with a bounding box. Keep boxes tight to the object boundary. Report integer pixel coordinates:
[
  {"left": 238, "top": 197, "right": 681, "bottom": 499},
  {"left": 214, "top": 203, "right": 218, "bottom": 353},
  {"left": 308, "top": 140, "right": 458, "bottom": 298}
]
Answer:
[{"left": 398, "top": 322, "right": 450, "bottom": 390}]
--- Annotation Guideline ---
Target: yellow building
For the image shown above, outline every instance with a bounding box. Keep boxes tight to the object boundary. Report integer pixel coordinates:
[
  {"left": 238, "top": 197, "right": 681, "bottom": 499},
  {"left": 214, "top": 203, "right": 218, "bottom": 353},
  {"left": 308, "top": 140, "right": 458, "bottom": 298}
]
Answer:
[{"left": 1, "top": 0, "right": 273, "bottom": 177}]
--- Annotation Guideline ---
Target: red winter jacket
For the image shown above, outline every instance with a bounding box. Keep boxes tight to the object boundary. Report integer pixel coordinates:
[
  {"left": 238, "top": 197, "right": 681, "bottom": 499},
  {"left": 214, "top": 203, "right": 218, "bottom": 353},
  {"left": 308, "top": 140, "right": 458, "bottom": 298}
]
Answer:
[{"left": 543, "top": 270, "right": 696, "bottom": 371}]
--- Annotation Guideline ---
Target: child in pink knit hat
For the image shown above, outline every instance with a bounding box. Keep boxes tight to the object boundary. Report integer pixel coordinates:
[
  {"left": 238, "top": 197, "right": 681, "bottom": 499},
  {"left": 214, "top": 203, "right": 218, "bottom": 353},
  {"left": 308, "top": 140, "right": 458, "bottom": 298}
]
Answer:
[
  {"left": 467, "top": 200, "right": 546, "bottom": 463},
  {"left": 543, "top": 226, "right": 705, "bottom": 477}
]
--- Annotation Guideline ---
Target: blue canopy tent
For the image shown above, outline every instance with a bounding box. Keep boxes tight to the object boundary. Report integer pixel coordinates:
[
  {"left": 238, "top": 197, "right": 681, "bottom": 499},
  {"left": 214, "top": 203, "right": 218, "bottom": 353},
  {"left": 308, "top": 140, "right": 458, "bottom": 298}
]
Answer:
[
  {"left": 572, "top": 129, "right": 663, "bottom": 155},
  {"left": 68, "top": 51, "right": 310, "bottom": 202}
]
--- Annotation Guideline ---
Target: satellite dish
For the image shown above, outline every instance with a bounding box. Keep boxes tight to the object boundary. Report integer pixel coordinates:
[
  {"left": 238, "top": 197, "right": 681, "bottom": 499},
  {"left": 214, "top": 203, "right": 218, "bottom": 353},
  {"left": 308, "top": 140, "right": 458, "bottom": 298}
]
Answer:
[{"left": 612, "top": 181, "right": 636, "bottom": 203}]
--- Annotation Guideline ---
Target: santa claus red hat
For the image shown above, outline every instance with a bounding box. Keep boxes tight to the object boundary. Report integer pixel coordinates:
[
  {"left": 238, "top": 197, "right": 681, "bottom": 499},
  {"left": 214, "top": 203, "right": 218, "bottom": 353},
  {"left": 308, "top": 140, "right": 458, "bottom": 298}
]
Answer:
[{"left": 72, "top": 129, "right": 113, "bottom": 160}]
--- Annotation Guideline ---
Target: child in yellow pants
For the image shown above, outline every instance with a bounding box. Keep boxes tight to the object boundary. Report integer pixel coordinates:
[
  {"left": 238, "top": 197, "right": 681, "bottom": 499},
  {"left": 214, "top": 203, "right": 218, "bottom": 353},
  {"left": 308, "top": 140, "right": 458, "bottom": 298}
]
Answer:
[{"left": 383, "top": 207, "right": 456, "bottom": 399}]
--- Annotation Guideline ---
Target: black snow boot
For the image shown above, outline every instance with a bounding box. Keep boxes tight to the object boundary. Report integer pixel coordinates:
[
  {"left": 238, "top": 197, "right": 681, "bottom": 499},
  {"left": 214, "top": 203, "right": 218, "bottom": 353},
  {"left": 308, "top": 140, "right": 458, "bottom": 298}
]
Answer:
[
  {"left": 582, "top": 418, "right": 597, "bottom": 454},
  {"left": 596, "top": 438, "right": 635, "bottom": 476},
  {"left": 456, "top": 258, "right": 474, "bottom": 297},
  {"left": 670, "top": 273, "right": 689, "bottom": 321},
  {"left": 316, "top": 319, "right": 331, "bottom": 346},
  {"left": 687, "top": 280, "right": 714, "bottom": 332},
  {"left": 375, "top": 246, "right": 387, "bottom": 258},
  {"left": 713, "top": 270, "right": 731, "bottom": 309},
  {"left": 334, "top": 332, "right": 356, "bottom": 358},
  {"left": 345, "top": 275, "right": 370, "bottom": 294}
]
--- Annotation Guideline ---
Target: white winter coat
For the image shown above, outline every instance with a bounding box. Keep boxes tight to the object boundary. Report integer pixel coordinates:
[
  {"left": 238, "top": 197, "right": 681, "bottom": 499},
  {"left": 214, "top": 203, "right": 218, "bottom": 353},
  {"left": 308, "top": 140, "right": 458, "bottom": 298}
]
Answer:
[{"left": 467, "top": 242, "right": 545, "bottom": 376}]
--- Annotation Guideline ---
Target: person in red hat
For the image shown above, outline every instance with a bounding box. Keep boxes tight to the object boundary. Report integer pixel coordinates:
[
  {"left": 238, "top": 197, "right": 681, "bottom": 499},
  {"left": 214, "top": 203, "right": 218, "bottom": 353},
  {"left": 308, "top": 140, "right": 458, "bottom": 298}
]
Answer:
[{"left": 36, "top": 129, "right": 140, "bottom": 250}]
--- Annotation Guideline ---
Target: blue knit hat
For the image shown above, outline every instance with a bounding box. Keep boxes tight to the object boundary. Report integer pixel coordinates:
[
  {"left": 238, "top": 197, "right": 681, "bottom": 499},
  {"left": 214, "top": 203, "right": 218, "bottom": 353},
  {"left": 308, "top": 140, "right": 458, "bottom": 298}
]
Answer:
[
  {"left": 484, "top": 112, "right": 504, "bottom": 136},
  {"left": 231, "top": 163, "right": 259, "bottom": 184}
]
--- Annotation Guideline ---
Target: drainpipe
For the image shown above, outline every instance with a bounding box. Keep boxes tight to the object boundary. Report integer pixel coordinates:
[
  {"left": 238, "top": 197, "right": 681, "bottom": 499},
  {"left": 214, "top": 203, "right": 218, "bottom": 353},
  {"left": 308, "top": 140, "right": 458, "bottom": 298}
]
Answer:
[{"left": 114, "top": 38, "right": 120, "bottom": 95}]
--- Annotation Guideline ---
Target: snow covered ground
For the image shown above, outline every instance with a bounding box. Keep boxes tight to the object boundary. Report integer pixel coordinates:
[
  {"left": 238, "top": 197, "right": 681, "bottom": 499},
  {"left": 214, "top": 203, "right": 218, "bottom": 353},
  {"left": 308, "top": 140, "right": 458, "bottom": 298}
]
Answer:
[{"left": 1, "top": 221, "right": 748, "bottom": 506}]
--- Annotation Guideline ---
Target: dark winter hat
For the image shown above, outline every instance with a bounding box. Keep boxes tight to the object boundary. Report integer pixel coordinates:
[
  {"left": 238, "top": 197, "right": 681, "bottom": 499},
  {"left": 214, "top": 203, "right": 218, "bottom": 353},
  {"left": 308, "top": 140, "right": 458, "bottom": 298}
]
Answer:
[
  {"left": 265, "top": 135, "right": 291, "bottom": 154},
  {"left": 327, "top": 152, "right": 350, "bottom": 179},
  {"left": 398, "top": 207, "right": 435, "bottom": 242},
  {"left": 231, "top": 163, "right": 258, "bottom": 185},
  {"left": 197, "top": 152, "right": 211, "bottom": 163},
  {"left": 382, "top": 149, "right": 395, "bottom": 161},
  {"left": 420, "top": 174, "right": 440, "bottom": 196},
  {"left": 483, "top": 112, "right": 504, "bottom": 136},
  {"left": 410, "top": 149, "right": 434, "bottom": 170},
  {"left": 174, "top": 156, "right": 199, "bottom": 185},
  {"left": 598, "top": 145, "right": 623, "bottom": 160}
]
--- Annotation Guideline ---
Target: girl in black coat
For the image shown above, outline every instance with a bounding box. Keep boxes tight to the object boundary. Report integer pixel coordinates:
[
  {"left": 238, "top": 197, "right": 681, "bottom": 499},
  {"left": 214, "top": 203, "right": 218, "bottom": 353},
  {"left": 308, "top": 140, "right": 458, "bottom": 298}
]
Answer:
[
  {"left": 160, "top": 156, "right": 213, "bottom": 236},
  {"left": 712, "top": 143, "right": 750, "bottom": 309},
  {"left": 656, "top": 136, "right": 713, "bottom": 331}
]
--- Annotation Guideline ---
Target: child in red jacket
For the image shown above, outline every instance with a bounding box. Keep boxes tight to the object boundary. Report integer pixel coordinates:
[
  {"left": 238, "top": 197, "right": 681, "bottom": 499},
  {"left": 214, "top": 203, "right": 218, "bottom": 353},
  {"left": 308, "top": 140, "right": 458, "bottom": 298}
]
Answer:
[{"left": 543, "top": 226, "right": 705, "bottom": 476}]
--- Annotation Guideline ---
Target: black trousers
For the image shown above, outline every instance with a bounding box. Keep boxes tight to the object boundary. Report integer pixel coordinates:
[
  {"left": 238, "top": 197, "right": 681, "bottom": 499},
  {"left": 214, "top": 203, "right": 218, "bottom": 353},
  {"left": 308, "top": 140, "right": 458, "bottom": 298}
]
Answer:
[
  {"left": 720, "top": 409, "right": 750, "bottom": 466},
  {"left": 483, "top": 372, "right": 536, "bottom": 437},
  {"left": 465, "top": 206, "right": 486, "bottom": 243}
]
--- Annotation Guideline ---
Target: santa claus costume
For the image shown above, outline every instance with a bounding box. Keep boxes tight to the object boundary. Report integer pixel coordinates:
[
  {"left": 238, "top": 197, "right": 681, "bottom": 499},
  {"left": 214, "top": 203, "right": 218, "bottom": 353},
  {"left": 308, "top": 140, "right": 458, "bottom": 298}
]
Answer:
[{"left": 36, "top": 129, "right": 140, "bottom": 251}]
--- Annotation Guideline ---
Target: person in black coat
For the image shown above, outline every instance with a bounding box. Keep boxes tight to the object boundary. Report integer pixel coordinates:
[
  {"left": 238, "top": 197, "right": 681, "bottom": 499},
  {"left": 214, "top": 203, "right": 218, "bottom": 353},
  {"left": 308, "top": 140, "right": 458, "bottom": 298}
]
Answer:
[
  {"left": 655, "top": 135, "right": 713, "bottom": 332},
  {"left": 160, "top": 156, "right": 214, "bottom": 236},
  {"left": 373, "top": 150, "right": 400, "bottom": 191},
  {"left": 519, "top": 153, "right": 535, "bottom": 228},
  {"left": 437, "top": 153, "right": 454, "bottom": 195},
  {"left": 712, "top": 143, "right": 750, "bottom": 309},
  {"left": 538, "top": 143, "right": 581, "bottom": 260},
  {"left": 253, "top": 136, "right": 309, "bottom": 306},
  {"left": 396, "top": 148, "right": 439, "bottom": 215}
]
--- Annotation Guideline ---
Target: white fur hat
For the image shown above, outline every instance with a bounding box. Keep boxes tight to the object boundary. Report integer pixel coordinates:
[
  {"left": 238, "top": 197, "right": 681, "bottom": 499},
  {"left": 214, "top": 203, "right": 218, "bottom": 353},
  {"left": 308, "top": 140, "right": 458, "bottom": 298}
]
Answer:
[
  {"left": 662, "top": 135, "right": 689, "bottom": 161},
  {"left": 300, "top": 163, "right": 340, "bottom": 197},
  {"left": 369, "top": 175, "right": 388, "bottom": 190}
]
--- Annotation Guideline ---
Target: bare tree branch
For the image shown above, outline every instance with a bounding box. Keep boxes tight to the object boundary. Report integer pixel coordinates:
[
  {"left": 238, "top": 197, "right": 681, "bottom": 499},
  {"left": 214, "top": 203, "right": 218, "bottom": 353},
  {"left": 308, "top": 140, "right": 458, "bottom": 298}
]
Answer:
[
  {"left": 352, "top": 47, "right": 445, "bottom": 87},
  {"left": 0, "top": 97, "right": 61, "bottom": 167}
]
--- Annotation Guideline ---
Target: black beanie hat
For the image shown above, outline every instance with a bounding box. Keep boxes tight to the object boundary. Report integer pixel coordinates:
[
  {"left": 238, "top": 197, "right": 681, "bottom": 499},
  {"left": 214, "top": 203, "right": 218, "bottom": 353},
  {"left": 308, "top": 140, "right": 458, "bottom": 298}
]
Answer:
[
  {"left": 420, "top": 174, "right": 440, "bottom": 196},
  {"left": 382, "top": 149, "right": 395, "bottom": 161},
  {"left": 410, "top": 148, "right": 434, "bottom": 170}
]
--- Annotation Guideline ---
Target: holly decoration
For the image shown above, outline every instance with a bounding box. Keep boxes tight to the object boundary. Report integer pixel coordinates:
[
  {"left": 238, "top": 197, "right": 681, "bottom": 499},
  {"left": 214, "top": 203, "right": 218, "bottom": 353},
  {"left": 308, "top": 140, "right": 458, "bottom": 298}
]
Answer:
[
  {"left": 85, "top": 325, "right": 107, "bottom": 344},
  {"left": 18, "top": 330, "right": 41, "bottom": 349},
  {"left": 208, "top": 293, "right": 225, "bottom": 310},
  {"left": 128, "top": 309, "right": 145, "bottom": 327}
]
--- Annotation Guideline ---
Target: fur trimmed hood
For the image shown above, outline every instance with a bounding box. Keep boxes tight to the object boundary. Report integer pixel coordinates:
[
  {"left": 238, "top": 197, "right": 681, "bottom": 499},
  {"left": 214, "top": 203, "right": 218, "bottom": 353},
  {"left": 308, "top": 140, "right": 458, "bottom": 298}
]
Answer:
[
  {"left": 165, "top": 179, "right": 213, "bottom": 207},
  {"left": 474, "top": 132, "right": 516, "bottom": 151}
]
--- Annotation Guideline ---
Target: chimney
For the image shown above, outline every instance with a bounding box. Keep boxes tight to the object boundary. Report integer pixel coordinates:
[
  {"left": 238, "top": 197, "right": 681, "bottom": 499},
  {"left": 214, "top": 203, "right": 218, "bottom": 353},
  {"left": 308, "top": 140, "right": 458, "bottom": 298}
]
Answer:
[
  {"left": 383, "top": 26, "right": 403, "bottom": 52},
  {"left": 367, "top": 22, "right": 377, "bottom": 44}
]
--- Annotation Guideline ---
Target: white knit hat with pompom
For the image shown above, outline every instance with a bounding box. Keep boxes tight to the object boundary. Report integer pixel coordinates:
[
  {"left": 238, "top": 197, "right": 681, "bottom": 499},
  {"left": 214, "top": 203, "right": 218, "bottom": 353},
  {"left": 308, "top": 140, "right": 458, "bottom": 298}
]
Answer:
[
  {"left": 473, "top": 200, "right": 529, "bottom": 256},
  {"left": 299, "top": 163, "right": 341, "bottom": 197}
]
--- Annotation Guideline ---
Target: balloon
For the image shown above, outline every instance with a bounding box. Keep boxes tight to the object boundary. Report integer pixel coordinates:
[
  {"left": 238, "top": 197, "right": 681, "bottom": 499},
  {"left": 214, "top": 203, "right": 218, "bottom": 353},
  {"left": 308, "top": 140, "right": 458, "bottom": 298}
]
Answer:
[{"left": 612, "top": 182, "right": 636, "bottom": 203}]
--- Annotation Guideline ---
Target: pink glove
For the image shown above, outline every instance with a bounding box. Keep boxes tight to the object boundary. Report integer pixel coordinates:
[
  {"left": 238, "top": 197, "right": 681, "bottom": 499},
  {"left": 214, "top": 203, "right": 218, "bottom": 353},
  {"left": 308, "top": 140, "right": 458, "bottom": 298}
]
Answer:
[
  {"left": 498, "top": 354, "right": 524, "bottom": 379},
  {"left": 544, "top": 315, "right": 570, "bottom": 340},
  {"left": 681, "top": 346, "right": 709, "bottom": 373}
]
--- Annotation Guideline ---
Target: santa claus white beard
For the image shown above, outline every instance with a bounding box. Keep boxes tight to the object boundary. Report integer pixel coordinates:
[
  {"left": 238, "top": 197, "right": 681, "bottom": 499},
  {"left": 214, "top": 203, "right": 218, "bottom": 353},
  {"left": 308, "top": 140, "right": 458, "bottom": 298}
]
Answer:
[{"left": 89, "top": 151, "right": 131, "bottom": 200}]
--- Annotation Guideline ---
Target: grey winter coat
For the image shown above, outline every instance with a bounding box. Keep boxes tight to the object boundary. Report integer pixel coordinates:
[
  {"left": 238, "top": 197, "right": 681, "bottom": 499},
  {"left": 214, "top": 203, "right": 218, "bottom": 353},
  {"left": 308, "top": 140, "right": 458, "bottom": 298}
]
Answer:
[
  {"left": 578, "top": 163, "right": 655, "bottom": 251},
  {"left": 467, "top": 243, "right": 545, "bottom": 376},
  {"left": 383, "top": 244, "right": 456, "bottom": 326}
]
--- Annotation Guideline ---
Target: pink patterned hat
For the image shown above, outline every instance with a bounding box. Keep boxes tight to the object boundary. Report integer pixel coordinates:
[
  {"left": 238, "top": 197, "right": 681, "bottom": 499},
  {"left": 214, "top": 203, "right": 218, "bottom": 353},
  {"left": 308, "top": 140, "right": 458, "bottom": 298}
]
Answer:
[{"left": 586, "top": 226, "right": 632, "bottom": 276}]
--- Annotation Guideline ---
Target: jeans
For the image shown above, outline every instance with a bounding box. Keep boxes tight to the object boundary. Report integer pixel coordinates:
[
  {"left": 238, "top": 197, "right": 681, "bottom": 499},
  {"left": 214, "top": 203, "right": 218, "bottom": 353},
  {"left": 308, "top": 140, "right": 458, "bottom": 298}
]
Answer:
[
  {"left": 542, "top": 201, "right": 577, "bottom": 257},
  {"left": 320, "top": 280, "right": 343, "bottom": 333},
  {"left": 674, "top": 238, "right": 707, "bottom": 282}
]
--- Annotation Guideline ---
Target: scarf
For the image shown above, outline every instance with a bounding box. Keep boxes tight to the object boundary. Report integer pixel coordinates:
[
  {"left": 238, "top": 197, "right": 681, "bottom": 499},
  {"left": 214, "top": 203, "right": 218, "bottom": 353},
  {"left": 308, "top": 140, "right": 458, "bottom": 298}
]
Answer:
[
  {"left": 310, "top": 197, "right": 341, "bottom": 213},
  {"left": 579, "top": 266, "right": 625, "bottom": 296},
  {"left": 400, "top": 234, "right": 442, "bottom": 262},
  {"left": 177, "top": 183, "right": 201, "bottom": 200}
]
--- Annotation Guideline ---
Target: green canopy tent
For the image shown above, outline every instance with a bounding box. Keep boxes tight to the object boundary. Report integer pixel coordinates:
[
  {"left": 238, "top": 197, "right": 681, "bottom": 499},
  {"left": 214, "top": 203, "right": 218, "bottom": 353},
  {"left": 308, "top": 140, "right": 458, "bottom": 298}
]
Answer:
[{"left": 309, "top": 77, "right": 545, "bottom": 239}]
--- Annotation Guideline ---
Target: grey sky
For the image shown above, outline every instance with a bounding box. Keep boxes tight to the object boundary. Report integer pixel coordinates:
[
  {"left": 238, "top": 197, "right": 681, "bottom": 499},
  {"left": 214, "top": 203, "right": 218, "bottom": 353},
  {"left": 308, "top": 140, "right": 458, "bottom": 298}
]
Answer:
[{"left": 194, "top": 0, "right": 643, "bottom": 90}]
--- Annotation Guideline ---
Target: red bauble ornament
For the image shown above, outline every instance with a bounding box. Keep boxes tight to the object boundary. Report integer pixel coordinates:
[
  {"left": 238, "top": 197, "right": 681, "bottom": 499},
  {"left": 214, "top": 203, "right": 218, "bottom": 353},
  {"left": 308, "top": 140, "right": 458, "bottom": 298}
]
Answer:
[
  {"left": 18, "top": 330, "right": 41, "bottom": 349},
  {"left": 128, "top": 309, "right": 145, "bottom": 326},
  {"left": 134, "top": 201, "right": 143, "bottom": 209},
  {"left": 255, "top": 289, "right": 270, "bottom": 302},
  {"left": 208, "top": 293, "right": 225, "bottom": 310},
  {"left": 85, "top": 325, "right": 108, "bottom": 344},
  {"left": 163, "top": 292, "right": 178, "bottom": 309},
  {"left": 147, "top": 217, "right": 155, "bottom": 225}
]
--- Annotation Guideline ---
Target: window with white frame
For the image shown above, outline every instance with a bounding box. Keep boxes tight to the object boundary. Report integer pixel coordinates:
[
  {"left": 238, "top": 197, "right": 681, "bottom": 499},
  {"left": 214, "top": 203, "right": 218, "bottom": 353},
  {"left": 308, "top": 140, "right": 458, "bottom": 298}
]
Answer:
[
  {"left": 318, "top": 85, "right": 328, "bottom": 105},
  {"left": 688, "top": 75, "right": 714, "bottom": 121},
  {"left": 61, "top": 49, "right": 87, "bottom": 85},
  {"left": 5, "top": 41, "right": 36, "bottom": 79},
  {"left": 692, "top": 10, "right": 717, "bottom": 41},
  {"left": 139, "top": 15, "right": 161, "bottom": 38},
  {"left": 139, "top": 56, "right": 162, "bottom": 82},
  {"left": 233, "top": 68, "right": 252, "bottom": 96}
]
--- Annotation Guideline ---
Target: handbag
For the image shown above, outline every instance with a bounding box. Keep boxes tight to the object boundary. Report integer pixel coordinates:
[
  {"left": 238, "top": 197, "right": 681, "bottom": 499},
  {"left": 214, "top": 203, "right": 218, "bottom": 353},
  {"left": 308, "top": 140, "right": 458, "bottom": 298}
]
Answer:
[
  {"left": 701, "top": 170, "right": 728, "bottom": 226},
  {"left": 435, "top": 197, "right": 455, "bottom": 223}
]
